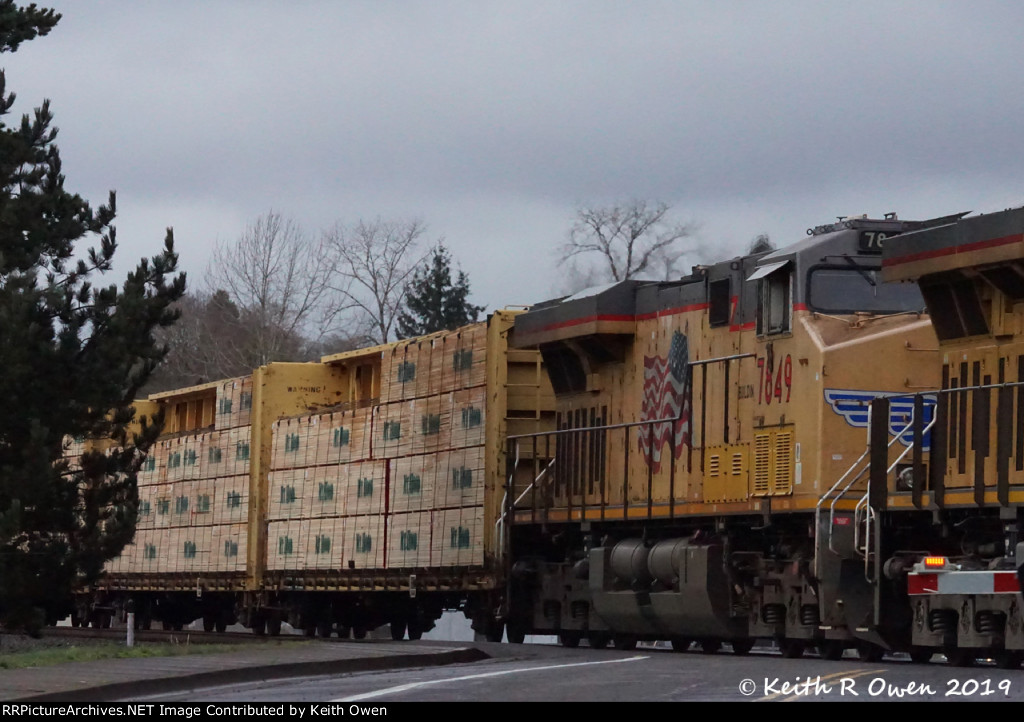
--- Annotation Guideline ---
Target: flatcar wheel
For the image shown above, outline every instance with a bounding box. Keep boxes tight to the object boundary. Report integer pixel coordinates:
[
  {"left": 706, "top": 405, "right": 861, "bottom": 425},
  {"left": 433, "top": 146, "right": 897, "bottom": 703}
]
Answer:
[
  {"left": 485, "top": 621, "right": 504, "bottom": 643},
  {"left": 588, "top": 632, "right": 610, "bottom": 649},
  {"left": 819, "top": 640, "right": 845, "bottom": 661},
  {"left": 303, "top": 622, "right": 316, "bottom": 638},
  {"left": 613, "top": 635, "right": 637, "bottom": 651},
  {"left": 407, "top": 622, "right": 423, "bottom": 641},
  {"left": 856, "top": 643, "right": 884, "bottom": 663},
  {"left": 203, "top": 616, "right": 216, "bottom": 633},
  {"left": 995, "top": 651, "right": 1023, "bottom": 669},
  {"left": 251, "top": 613, "right": 267, "bottom": 636},
  {"left": 909, "top": 649, "right": 933, "bottom": 664},
  {"left": 670, "top": 638, "right": 692, "bottom": 652},
  {"left": 559, "top": 631, "right": 582, "bottom": 648},
  {"left": 780, "top": 639, "right": 805, "bottom": 659},
  {"left": 336, "top": 625, "right": 351, "bottom": 639},
  {"left": 267, "top": 616, "right": 282, "bottom": 637},
  {"left": 731, "top": 639, "right": 754, "bottom": 656},
  {"left": 390, "top": 620, "right": 407, "bottom": 641},
  {"left": 506, "top": 623, "right": 526, "bottom": 644},
  {"left": 215, "top": 620, "right": 227, "bottom": 634},
  {"left": 353, "top": 625, "right": 368, "bottom": 640},
  {"left": 317, "top": 619, "right": 333, "bottom": 638}
]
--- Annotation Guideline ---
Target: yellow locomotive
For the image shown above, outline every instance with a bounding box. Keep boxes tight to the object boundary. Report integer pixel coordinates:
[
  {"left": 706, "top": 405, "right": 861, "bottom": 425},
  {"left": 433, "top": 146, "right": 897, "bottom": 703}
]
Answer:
[{"left": 505, "top": 211, "right": 966, "bottom": 659}]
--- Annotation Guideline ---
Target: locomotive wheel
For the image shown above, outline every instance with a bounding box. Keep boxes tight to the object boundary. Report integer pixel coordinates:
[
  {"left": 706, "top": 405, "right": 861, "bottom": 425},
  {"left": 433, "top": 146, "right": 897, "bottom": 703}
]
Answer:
[
  {"left": 856, "top": 643, "right": 884, "bottom": 663},
  {"left": 390, "top": 620, "right": 407, "bottom": 641},
  {"left": 559, "top": 631, "right": 582, "bottom": 648},
  {"left": 731, "top": 639, "right": 755, "bottom": 656},
  {"left": 316, "top": 619, "right": 333, "bottom": 638},
  {"left": 203, "top": 616, "right": 215, "bottom": 633},
  {"left": 336, "top": 625, "right": 351, "bottom": 639},
  {"left": 945, "top": 648, "right": 974, "bottom": 667},
  {"left": 819, "top": 640, "right": 845, "bottom": 661},
  {"left": 267, "top": 616, "right": 282, "bottom": 636},
  {"left": 700, "top": 639, "right": 721, "bottom": 655},
  {"left": 588, "top": 632, "right": 610, "bottom": 649},
  {"left": 613, "top": 635, "right": 638, "bottom": 651},
  {"left": 670, "top": 638, "right": 692, "bottom": 652},
  {"left": 353, "top": 625, "right": 368, "bottom": 640},
  {"left": 909, "top": 649, "right": 933, "bottom": 664},
  {"left": 779, "top": 639, "right": 805, "bottom": 659},
  {"left": 215, "top": 620, "right": 227, "bottom": 634},
  {"left": 995, "top": 651, "right": 1023, "bottom": 669}
]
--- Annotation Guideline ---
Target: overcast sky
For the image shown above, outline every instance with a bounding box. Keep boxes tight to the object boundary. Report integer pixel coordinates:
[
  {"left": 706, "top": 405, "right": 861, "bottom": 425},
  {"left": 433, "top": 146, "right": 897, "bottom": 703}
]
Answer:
[{"left": 6, "top": 1, "right": 1024, "bottom": 314}]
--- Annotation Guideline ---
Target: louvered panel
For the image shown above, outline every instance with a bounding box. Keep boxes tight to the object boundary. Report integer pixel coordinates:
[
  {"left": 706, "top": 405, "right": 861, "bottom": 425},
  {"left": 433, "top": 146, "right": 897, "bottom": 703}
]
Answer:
[
  {"left": 753, "top": 433, "right": 771, "bottom": 496},
  {"left": 731, "top": 452, "right": 744, "bottom": 477},
  {"left": 773, "top": 431, "right": 793, "bottom": 495}
]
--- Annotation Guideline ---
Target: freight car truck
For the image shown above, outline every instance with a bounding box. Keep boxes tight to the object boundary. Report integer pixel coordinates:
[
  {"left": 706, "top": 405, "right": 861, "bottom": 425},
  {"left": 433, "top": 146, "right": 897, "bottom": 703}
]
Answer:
[{"left": 82, "top": 310, "right": 554, "bottom": 638}]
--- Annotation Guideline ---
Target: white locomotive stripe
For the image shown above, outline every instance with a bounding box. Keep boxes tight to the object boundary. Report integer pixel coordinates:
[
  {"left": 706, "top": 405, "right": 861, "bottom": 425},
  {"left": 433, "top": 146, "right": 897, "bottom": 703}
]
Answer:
[{"left": 333, "top": 655, "right": 649, "bottom": 701}]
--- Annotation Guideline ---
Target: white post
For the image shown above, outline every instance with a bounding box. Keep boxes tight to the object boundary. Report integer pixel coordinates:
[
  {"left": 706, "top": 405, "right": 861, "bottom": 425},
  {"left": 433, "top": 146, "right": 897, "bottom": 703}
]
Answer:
[{"left": 126, "top": 599, "right": 135, "bottom": 648}]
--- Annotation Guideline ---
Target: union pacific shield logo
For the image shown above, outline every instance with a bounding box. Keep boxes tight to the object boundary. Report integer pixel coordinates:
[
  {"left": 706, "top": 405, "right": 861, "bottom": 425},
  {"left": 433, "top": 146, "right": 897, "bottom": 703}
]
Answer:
[{"left": 823, "top": 389, "right": 936, "bottom": 450}]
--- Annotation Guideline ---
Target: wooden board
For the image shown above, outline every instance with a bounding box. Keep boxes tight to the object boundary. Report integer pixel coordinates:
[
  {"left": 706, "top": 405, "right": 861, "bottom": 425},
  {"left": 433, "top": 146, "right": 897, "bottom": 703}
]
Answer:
[{"left": 386, "top": 511, "right": 432, "bottom": 568}]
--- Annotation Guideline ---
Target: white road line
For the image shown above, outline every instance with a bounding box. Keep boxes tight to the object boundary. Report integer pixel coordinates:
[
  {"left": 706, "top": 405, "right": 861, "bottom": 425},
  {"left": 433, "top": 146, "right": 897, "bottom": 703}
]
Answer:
[{"left": 333, "top": 655, "right": 650, "bottom": 701}]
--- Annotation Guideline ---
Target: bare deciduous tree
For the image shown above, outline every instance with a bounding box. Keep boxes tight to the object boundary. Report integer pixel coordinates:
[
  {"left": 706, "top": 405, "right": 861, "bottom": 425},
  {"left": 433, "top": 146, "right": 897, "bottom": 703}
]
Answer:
[
  {"left": 205, "top": 211, "right": 341, "bottom": 368},
  {"left": 561, "top": 200, "right": 699, "bottom": 283},
  {"left": 749, "top": 233, "right": 775, "bottom": 254},
  {"left": 326, "top": 218, "right": 427, "bottom": 344}
]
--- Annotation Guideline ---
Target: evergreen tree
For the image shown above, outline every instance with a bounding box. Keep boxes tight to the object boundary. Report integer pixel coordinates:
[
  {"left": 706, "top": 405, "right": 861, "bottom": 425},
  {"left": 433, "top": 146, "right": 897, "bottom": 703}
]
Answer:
[
  {"left": 396, "top": 243, "right": 483, "bottom": 339},
  {"left": 0, "top": 2, "right": 186, "bottom": 632}
]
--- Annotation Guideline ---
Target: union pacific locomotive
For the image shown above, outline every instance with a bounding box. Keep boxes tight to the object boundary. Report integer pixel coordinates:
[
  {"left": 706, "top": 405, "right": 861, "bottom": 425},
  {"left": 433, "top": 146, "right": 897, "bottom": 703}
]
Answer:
[
  {"left": 74, "top": 206, "right": 1024, "bottom": 666},
  {"left": 504, "top": 207, "right": 1024, "bottom": 665}
]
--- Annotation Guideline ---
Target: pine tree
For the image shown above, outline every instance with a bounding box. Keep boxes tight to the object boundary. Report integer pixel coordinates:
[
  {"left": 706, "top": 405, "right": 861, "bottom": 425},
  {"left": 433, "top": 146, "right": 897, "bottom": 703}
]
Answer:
[
  {"left": 396, "top": 244, "right": 484, "bottom": 339},
  {"left": 0, "top": 2, "right": 186, "bottom": 633}
]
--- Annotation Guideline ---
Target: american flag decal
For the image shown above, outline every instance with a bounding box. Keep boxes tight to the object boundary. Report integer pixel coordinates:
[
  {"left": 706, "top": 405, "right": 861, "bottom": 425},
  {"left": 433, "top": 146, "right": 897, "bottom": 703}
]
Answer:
[{"left": 637, "top": 330, "right": 691, "bottom": 471}]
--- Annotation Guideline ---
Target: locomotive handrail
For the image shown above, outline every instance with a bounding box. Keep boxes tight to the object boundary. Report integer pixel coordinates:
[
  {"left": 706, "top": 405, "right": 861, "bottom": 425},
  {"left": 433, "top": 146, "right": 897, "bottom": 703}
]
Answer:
[
  {"left": 506, "top": 414, "right": 682, "bottom": 440},
  {"left": 817, "top": 397, "right": 927, "bottom": 576},
  {"left": 496, "top": 454, "right": 557, "bottom": 562}
]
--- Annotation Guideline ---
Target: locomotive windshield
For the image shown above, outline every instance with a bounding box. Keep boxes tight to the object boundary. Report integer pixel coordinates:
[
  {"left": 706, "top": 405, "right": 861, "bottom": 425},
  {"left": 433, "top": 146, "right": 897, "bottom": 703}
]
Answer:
[{"left": 807, "top": 265, "right": 925, "bottom": 314}]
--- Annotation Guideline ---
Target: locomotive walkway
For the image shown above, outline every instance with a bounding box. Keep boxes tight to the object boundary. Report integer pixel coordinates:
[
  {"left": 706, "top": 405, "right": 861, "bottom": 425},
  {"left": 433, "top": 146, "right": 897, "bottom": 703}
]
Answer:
[{"left": 0, "top": 638, "right": 492, "bottom": 702}]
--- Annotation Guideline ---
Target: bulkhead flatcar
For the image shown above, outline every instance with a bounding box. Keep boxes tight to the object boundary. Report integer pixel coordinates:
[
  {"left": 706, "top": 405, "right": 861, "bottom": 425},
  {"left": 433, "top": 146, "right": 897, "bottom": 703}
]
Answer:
[{"left": 78, "top": 310, "right": 554, "bottom": 639}]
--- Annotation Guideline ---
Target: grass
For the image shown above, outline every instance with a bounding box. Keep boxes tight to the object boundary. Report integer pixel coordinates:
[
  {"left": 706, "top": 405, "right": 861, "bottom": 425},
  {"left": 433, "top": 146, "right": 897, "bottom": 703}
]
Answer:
[{"left": 0, "top": 639, "right": 306, "bottom": 670}]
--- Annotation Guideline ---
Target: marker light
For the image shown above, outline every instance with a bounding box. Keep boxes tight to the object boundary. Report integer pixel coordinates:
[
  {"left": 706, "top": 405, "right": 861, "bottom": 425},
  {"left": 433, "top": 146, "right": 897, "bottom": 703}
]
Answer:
[{"left": 923, "top": 556, "right": 948, "bottom": 569}]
